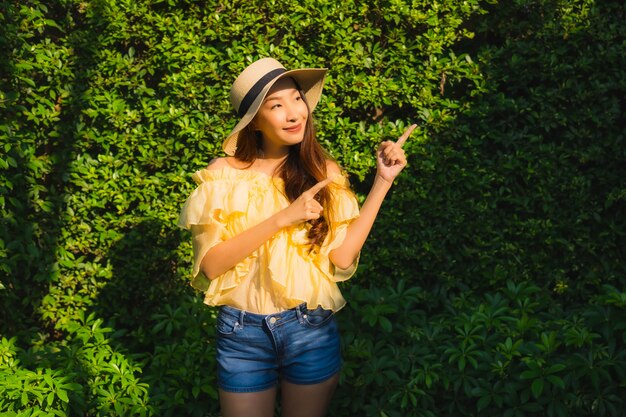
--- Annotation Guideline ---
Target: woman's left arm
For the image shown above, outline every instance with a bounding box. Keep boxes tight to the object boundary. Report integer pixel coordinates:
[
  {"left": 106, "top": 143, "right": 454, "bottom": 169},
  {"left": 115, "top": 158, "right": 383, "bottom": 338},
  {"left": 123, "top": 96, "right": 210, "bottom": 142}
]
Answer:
[{"left": 329, "top": 124, "right": 417, "bottom": 269}]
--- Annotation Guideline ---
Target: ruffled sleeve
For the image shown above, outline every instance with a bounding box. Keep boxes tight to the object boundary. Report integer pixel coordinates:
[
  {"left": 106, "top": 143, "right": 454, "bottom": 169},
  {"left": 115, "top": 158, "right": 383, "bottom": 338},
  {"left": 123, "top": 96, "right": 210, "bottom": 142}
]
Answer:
[
  {"left": 178, "top": 166, "right": 361, "bottom": 314},
  {"left": 316, "top": 176, "right": 361, "bottom": 282},
  {"left": 177, "top": 168, "right": 250, "bottom": 291}
]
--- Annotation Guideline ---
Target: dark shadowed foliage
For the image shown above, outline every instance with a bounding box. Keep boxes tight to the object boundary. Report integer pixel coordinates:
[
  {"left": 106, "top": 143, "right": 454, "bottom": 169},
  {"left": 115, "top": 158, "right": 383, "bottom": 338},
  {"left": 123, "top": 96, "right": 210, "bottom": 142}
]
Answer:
[{"left": 1, "top": 0, "right": 624, "bottom": 416}]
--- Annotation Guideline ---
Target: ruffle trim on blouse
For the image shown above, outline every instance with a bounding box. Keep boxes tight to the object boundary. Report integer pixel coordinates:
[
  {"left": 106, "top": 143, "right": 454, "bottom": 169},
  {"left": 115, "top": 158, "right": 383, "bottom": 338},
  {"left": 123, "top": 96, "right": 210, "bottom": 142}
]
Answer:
[
  {"left": 264, "top": 179, "right": 360, "bottom": 309},
  {"left": 178, "top": 168, "right": 274, "bottom": 229},
  {"left": 178, "top": 167, "right": 285, "bottom": 293},
  {"left": 265, "top": 232, "right": 351, "bottom": 311},
  {"left": 178, "top": 166, "right": 360, "bottom": 312}
]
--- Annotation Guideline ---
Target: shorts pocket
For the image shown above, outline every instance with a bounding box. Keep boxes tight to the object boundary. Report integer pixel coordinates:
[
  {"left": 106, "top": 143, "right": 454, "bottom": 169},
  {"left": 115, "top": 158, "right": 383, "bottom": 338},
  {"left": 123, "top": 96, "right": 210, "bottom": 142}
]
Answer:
[
  {"left": 216, "top": 311, "right": 241, "bottom": 336},
  {"left": 302, "top": 305, "right": 334, "bottom": 328}
]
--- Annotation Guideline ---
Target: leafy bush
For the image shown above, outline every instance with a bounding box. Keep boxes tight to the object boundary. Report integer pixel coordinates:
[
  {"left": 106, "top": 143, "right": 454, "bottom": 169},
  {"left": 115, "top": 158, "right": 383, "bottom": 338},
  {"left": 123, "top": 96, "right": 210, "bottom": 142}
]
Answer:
[
  {"left": 334, "top": 282, "right": 626, "bottom": 417},
  {"left": 1, "top": 0, "right": 624, "bottom": 415}
]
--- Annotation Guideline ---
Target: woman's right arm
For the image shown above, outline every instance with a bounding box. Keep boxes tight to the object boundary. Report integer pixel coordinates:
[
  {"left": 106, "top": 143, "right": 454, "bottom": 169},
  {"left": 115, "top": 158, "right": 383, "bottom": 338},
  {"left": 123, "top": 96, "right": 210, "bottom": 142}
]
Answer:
[
  {"left": 199, "top": 211, "right": 284, "bottom": 279},
  {"left": 200, "top": 174, "right": 335, "bottom": 280}
]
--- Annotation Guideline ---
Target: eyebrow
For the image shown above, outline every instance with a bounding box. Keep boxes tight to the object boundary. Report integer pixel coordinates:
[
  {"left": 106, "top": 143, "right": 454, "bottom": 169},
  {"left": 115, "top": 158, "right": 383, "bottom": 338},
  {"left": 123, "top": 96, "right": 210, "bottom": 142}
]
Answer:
[{"left": 264, "top": 89, "right": 300, "bottom": 103}]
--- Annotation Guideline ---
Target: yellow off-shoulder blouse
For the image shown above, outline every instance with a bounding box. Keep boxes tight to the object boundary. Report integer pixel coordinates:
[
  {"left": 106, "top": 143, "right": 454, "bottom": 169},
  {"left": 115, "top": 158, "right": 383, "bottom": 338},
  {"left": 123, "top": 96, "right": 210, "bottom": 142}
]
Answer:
[{"left": 177, "top": 165, "right": 360, "bottom": 314}]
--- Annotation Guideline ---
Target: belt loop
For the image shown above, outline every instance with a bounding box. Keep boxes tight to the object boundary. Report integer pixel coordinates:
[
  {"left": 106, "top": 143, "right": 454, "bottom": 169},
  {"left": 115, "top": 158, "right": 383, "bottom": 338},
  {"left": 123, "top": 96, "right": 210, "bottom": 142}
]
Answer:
[
  {"left": 239, "top": 309, "right": 246, "bottom": 329},
  {"left": 295, "top": 303, "right": 306, "bottom": 323}
]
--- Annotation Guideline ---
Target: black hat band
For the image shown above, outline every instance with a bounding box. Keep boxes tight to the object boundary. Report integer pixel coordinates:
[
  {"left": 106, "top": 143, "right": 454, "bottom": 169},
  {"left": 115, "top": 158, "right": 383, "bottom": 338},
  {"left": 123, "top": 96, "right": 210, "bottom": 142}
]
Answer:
[{"left": 238, "top": 68, "right": 287, "bottom": 117}]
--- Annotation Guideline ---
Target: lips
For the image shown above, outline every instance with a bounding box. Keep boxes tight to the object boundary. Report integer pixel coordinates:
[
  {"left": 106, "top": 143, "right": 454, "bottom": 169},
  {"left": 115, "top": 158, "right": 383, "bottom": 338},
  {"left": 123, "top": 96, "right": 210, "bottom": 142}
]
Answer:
[{"left": 284, "top": 124, "right": 302, "bottom": 133}]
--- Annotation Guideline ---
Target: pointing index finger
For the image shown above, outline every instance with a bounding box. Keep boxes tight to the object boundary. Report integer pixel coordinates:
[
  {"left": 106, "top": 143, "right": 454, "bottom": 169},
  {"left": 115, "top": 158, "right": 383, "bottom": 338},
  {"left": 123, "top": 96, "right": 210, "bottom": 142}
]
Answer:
[
  {"left": 396, "top": 123, "right": 418, "bottom": 147},
  {"left": 306, "top": 175, "right": 336, "bottom": 196}
]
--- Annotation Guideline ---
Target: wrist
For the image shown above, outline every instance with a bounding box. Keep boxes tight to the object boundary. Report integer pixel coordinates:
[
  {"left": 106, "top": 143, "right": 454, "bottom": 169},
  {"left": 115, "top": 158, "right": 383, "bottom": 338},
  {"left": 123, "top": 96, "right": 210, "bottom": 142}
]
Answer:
[
  {"left": 374, "top": 173, "right": 394, "bottom": 188},
  {"left": 273, "top": 211, "right": 287, "bottom": 229}
]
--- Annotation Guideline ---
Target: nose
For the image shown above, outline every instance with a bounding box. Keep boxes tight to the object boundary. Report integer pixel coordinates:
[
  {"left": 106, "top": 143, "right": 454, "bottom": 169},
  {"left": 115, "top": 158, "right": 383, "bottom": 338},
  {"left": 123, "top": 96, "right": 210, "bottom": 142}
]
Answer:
[
  {"left": 285, "top": 104, "right": 297, "bottom": 122},
  {"left": 284, "top": 100, "right": 304, "bottom": 122}
]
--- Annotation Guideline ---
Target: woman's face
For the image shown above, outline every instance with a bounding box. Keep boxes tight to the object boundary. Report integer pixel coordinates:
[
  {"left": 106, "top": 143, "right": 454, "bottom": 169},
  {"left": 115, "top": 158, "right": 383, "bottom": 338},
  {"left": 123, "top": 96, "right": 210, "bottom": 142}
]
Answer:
[{"left": 253, "top": 77, "right": 309, "bottom": 153}]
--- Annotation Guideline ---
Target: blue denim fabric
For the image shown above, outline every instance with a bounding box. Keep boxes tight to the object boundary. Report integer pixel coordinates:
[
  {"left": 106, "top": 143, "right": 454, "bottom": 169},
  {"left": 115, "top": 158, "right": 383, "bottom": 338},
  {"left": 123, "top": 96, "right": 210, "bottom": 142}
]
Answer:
[{"left": 216, "top": 303, "right": 342, "bottom": 393}]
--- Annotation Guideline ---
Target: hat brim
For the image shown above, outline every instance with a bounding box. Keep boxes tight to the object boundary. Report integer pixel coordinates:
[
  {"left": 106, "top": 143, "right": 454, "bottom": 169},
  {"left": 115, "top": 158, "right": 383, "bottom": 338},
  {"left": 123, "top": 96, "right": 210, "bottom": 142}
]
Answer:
[{"left": 222, "top": 68, "right": 328, "bottom": 156}]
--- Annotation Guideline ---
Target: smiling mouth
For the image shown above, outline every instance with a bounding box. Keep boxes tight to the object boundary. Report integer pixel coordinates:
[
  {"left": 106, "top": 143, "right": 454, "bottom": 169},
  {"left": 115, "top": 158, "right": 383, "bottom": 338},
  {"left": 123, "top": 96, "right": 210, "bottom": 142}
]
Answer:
[{"left": 284, "top": 124, "right": 302, "bottom": 133}]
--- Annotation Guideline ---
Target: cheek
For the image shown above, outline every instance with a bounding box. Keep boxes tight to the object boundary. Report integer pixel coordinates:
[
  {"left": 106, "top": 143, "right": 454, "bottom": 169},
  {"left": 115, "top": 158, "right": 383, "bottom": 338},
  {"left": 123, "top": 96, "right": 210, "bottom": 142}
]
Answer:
[
  {"left": 298, "top": 102, "right": 310, "bottom": 118},
  {"left": 266, "top": 113, "right": 285, "bottom": 129},
  {"left": 254, "top": 112, "right": 276, "bottom": 131}
]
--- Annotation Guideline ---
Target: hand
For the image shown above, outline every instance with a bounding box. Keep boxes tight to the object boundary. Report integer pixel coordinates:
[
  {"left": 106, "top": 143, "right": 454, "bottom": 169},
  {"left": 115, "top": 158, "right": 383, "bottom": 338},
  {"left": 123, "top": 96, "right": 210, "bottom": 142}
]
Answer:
[
  {"left": 376, "top": 124, "right": 416, "bottom": 184},
  {"left": 278, "top": 176, "right": 336, "bottom": 227}
]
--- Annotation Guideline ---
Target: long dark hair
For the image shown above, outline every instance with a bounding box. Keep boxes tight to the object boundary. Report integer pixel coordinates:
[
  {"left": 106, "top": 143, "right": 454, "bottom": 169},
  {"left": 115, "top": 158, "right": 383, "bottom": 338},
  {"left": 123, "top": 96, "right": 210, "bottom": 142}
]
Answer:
[{"left": 234, "top": 90, "right": 334, "bottom": 250}]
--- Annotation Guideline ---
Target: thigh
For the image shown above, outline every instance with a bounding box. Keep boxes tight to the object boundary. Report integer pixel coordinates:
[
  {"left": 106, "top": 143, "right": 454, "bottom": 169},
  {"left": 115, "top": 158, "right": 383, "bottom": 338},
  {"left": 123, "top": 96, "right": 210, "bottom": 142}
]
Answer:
[
  {"left": 219, "top": 387, "right": 277, "bottom": 417},
  {"left": 281, "top": 306, "right": 342, "bottom": 385},
  {"left": 216, "top": 308, "right": 279, "bottom": 393},
  {"left": 280, "top": 373, "right": 339, "bottom": 417}
]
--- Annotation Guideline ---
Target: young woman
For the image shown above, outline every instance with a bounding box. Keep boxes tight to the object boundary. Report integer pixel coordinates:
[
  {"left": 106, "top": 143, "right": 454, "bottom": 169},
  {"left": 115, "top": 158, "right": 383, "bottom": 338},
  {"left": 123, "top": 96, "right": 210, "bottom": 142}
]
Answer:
[{"left": 178, "top": 57, "right": 415, "bottom": 417}]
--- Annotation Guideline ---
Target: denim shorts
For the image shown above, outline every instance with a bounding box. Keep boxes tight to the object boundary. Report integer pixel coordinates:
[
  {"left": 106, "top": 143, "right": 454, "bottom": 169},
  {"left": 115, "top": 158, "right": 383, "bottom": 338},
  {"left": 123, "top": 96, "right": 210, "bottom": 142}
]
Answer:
[{"left": 216, "top": 303, "right": 342, "bottom": 393}]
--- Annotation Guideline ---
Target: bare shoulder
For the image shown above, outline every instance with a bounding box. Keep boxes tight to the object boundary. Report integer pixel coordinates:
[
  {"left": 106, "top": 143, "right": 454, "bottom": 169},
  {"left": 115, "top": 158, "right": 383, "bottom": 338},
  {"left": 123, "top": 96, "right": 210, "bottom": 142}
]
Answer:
[
  {"left": 325, "top": 159, "right": 343, "bottom": 176},
  {"left": 206, "top": 157, "right": 229, "bottom": 170}
]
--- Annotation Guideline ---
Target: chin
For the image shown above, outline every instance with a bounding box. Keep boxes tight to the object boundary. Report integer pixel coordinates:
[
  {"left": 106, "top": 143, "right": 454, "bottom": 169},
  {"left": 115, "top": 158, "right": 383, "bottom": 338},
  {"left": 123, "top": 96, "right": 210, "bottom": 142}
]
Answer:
[{"left": 282, "top": 136, "right": 305, "bottom": 146}]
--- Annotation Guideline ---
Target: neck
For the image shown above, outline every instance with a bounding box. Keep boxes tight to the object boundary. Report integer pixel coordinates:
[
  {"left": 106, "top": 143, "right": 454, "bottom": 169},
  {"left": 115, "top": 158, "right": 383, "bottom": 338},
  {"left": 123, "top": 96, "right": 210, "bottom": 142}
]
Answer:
[
  {"left": 259, "top": 142, "right": 290, "bottom": 159},
  {"left": 253, "top": 149, "right": 289, "bottom": 175}
]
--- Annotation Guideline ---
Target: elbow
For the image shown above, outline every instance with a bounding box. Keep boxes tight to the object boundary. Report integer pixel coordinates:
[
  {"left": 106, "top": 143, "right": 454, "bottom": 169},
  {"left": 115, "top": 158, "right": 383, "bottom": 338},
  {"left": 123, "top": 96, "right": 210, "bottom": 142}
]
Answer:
[
  {"left": 334, "top": 261, "right": 354, "bottom": 271},
  {"left": 200, "top": 253, "right": 222, "bottom": 281},
  {"left": 199, "top": 245, "right": 237, "bottom": 280},
  {"left": 329, "top": 252, "right": 357, "bottom": 270},
  {"left": 200, "top": 262, "right": 224, "bottom": 281},
  {"left": 201, "top": 267, "right": 218, "bottom": 281}
]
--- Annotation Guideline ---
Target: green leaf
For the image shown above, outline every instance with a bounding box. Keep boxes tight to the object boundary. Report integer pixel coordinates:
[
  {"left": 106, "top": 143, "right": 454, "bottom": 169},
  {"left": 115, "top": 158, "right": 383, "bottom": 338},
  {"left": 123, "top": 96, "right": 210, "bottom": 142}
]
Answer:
[
  {"left": 547, "top": 364, "right": 566, "bottom": 374},
  {"left": 458, "top": 356, "right": 466, "bottom": 371},
  {"left": 378, "top": 316, "right": 393, "bottom": 332},
  {"left": 547, "top": 375, "right": 565, "bottom": 389},
  {"left": 520, "top": 369, "right": 539, "bottom": 380},
  {"left": 43, "top": 373, "right": 54, "bottom": 387},
  {"left": 477, "top": 394, "right": 491, "bottom": 411},
  {"left": 57, "top": 389, "right": 69, "bottom": 403},
  {"left": 531, "top": 378, "right": 544, "bottom": 398}
]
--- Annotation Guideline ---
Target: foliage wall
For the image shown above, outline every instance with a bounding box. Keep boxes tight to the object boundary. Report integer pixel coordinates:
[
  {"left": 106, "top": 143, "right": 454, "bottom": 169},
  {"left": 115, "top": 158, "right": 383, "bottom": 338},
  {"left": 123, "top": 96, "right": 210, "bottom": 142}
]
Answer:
[{"left": 1, "top": 0, "right": 624, "bottom": 416}]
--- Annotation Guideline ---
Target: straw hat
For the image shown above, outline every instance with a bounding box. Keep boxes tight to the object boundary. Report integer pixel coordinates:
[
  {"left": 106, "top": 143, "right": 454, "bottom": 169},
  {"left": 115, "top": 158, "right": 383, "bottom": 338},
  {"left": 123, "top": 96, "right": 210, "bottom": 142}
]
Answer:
[{"left": 223, "top": 57, "right": 328, "bottom": 155}]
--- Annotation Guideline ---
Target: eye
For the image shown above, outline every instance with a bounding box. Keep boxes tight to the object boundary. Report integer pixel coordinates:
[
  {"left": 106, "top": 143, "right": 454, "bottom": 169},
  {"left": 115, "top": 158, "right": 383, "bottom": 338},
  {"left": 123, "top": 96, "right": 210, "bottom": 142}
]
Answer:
[{"left": 270, "top": 103, "right": 281, "bottom": 110}]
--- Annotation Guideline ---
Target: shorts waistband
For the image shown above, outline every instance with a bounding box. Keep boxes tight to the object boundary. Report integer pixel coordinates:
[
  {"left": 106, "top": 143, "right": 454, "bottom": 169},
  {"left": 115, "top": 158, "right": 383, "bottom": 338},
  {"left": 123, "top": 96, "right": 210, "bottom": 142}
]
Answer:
[{"left": 219, "top": 303, "right": 309, "bottom": 327}]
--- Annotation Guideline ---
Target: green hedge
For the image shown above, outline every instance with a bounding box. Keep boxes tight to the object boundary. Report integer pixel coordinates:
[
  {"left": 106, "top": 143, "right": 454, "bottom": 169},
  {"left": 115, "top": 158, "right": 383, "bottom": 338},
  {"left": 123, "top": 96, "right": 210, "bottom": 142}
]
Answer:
[{"left": 1, "top": 0, "right": 624, "bottom": 416}]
